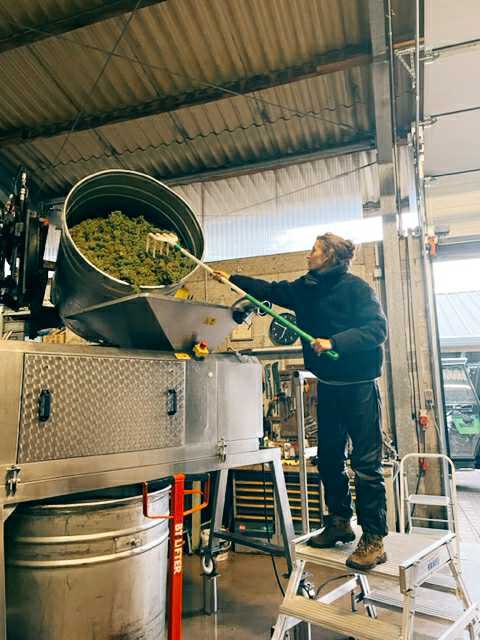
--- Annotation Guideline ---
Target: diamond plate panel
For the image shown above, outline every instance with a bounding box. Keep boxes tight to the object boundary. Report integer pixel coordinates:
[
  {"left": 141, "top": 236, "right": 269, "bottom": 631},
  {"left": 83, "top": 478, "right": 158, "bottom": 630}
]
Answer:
[{"left": 18, "top": 354, "right": 185, "bottom": 462}]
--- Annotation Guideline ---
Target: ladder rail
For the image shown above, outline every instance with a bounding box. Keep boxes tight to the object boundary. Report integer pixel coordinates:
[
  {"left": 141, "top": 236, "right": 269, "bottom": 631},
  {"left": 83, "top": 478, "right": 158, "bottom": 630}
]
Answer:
[
  {"left": 399, "top": 453, "right": 460, "bottom": 559},
  {"left": 436, "top": 602, "right": 480, "bottom": 640}
]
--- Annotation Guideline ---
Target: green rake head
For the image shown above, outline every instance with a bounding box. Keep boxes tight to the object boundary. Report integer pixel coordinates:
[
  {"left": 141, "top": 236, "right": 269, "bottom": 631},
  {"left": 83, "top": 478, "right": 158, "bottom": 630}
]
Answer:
[{"left": 146, "top": 231, "right": 180, "bottom": 257}]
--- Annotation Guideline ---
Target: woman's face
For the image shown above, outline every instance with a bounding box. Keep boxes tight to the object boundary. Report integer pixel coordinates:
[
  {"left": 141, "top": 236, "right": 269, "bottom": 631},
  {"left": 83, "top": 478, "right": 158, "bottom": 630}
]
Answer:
[{"left": 307, "top": 239, "right": 327, "bottom": 271}]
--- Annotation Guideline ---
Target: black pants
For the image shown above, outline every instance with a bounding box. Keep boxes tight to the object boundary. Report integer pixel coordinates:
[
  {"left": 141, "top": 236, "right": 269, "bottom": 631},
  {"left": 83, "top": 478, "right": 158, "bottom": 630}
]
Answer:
[{"left": 316, "top": 381, "right": 388, "bottom": 537}]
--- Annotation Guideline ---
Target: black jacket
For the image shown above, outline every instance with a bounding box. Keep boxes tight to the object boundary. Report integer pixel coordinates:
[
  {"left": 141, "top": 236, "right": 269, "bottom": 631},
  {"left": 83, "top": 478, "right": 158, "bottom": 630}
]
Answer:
[{"left": 230, "top": 263, "right": 387, "bottom": 383}]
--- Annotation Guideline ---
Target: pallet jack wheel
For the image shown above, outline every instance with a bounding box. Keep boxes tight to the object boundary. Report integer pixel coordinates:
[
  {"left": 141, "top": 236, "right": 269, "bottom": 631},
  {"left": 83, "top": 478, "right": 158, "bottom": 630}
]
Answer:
[{"left": 201, "top": 554, "right": 216, "bottom": 576}]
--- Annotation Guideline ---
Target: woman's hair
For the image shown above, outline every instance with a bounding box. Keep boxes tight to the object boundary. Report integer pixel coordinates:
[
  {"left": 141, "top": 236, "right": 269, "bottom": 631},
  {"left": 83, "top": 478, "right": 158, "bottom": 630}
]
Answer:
[{"left": 316, "top": 233, "right": 355, "bottom": 267}]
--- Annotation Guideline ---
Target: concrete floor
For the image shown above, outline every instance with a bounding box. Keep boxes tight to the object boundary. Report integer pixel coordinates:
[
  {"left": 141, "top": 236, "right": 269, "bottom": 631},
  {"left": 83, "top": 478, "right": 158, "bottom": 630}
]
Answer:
[
  {"left": 182, "top": 471, "right": 480, "bottom": 639},
  {"left": 457, "top": 470, "right": 480, "bottom": 544}
]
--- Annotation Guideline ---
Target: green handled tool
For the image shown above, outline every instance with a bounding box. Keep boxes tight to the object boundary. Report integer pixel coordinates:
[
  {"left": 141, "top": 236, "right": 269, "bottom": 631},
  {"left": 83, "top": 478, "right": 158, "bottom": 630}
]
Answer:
[{"left": 146, "top": 231, "right": 340, "bottom": 361}]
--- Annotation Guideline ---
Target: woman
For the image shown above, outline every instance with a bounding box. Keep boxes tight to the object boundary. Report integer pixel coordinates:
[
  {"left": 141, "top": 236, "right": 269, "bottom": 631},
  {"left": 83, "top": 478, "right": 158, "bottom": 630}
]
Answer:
[{"left": 215, "top": 233, "right": 388, "bottom": 570}]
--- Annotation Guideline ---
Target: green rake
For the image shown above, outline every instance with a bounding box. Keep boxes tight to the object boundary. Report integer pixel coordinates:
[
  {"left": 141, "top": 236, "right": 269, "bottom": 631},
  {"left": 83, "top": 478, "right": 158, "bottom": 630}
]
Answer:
[{"left": 146, "top": 231, "right": 340, "bottom": 361}]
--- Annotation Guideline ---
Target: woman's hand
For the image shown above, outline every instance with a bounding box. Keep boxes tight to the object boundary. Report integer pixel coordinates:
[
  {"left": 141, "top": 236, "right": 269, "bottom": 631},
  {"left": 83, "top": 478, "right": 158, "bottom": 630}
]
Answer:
[
  {"left": 310, "top": 338, "right": 333, "bottom": 353},
  {"left": 211, "top": 270, "right": 230, "bottom": 282}
]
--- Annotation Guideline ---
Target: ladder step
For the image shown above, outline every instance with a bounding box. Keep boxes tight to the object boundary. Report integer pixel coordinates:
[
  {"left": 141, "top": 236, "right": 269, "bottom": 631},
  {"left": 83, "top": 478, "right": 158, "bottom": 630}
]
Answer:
[
  {"left": 422, "top": 573, "right": 457, "bottom": 594},
  {"left": 279, "top": 596, "right": 402, "bottom": 640},
  {"left": 407, "top": 494, "right": 450, "bottom": 506},
  {"left": 365, "top": 591, "right": 458, "bottom": 624},
  {"left": 411, "top": 526, "right": 449, "bottom": 536},
  {"left": 296, "top": 542, "right": 399, "bottom": 580},
  {"left": 295, "top": 530, "right": 450, "bottom": 583}
]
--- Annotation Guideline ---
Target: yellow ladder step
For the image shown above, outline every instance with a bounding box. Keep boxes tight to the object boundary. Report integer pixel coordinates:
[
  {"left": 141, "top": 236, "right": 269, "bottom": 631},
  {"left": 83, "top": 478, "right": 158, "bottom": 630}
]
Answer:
[{"left": 279, "top": 596, "right": 402, "bottom": 640}]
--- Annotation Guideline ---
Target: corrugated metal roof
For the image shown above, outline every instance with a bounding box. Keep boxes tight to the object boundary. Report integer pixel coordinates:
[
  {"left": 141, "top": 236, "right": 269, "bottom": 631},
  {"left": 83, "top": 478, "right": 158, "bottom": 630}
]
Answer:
[
  {"left": 0, "top": 0, "right": 415, "bottom": 196},
  {"left": 0, "top": 0, "right": 376, "bottom": 127},
  {"left": 437, "top": 291, "right": 480, "bottom": 349},
  {"left": 0, "top": 66, "right": 375, "bottom": 193}
]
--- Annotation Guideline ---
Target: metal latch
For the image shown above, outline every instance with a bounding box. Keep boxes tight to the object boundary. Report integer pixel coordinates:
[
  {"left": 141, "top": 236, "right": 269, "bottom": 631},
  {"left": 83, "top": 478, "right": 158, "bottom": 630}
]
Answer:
[
  {"left": 216, "top": 438, "right": 227, "bottom": 463},
  {"left": 6, "top": 465, "right": 21, "bottom": 496}
]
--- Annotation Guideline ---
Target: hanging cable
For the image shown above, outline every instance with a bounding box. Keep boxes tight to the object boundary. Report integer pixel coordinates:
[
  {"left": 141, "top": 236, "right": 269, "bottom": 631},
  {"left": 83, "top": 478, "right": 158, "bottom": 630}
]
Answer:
[
  {"left": 404, "top": 237, "right": 423, "bottom": 453},
  {"left": 24, "top": 45, "right": 128, "bottom": 171}
]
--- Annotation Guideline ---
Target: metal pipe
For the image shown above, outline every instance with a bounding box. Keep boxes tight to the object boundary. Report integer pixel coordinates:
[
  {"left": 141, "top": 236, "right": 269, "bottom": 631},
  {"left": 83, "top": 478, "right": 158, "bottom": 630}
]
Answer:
[
  {"left": 386, "top": 0, "right": 401, "bottom": 214},
  {"left": 397, "top": 37, "right": 480, "bottom": 59},
  {"left": 239, "top": 345, "right": 303, "bottom": 358},
  {"left": 293, "top": 370, "right": 318, "bottom": 384},
  {"left": 411, "top": 2, "right": 448, "bottom": 458},
  {"left": 415, "top": 0, "right": 421, "bottom": 169},
  {"left": 293, "top": 371, "right": 318, "bottom": 534}
]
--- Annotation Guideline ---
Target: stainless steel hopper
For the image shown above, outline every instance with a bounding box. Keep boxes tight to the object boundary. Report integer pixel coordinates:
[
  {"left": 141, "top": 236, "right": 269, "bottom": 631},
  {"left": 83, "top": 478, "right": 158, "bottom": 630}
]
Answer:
[{"left": 66, "top": 293, "right": 237, "bottom": 351}]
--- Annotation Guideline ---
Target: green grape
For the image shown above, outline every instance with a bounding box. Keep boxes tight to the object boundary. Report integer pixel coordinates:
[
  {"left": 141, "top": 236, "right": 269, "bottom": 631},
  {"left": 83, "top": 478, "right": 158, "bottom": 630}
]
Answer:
[{"left": 69, "top": 211, "right": 193, "bottom": 287}]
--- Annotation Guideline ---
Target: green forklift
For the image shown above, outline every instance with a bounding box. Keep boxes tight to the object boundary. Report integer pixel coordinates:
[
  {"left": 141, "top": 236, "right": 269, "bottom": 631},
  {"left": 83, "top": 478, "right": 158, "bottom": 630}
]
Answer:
[{"left": 442, "top": 357, "right": 480, "bottom": 469}]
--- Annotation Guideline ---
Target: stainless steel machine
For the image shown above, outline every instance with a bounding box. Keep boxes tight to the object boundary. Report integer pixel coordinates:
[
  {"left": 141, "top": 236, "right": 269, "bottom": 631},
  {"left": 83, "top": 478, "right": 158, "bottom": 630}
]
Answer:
[
  {"left": 0, "top": 341, "right": 264, "bottom": 495},
  {"left": 0, "top": 170, "right": 295, "bottom": 639}
]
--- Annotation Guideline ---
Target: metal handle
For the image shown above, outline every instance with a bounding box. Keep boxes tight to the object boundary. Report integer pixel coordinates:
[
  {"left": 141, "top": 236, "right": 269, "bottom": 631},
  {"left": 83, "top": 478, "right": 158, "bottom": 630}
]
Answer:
[
  {"left": 183, "top": 477, "right": 211, "bottom": 517},
  {"left": 167, "top": 388, "right": 177, "bottom": 416},
  {"left": 38, "top": 389, "right": 52, "bottom": 422},
  {"left": 142, "top": 474, "right": 210, "bottom": 520}
]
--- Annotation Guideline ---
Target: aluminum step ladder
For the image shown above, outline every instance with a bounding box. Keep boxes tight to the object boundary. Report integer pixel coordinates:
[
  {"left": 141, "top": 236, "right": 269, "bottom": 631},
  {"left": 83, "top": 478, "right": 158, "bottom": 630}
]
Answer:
[
  {"left": 272, "top": 528, "right": 480, "bottom": 640},
  {"left": 400, "top": 454, "right": 459, "bottom": 555}
]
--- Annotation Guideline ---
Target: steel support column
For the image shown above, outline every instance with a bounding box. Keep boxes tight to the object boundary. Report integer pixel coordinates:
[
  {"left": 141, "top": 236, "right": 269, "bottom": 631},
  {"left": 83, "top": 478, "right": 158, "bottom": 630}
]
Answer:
[{"left": 368, "top": 0, "right": 416, "bottom": 456}]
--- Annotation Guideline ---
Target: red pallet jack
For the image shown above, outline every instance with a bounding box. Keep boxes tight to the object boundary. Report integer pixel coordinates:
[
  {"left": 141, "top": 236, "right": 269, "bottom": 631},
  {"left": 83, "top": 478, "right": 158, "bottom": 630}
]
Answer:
[{"left": 142, "top": 473, "right": 211, "bottom": 640}]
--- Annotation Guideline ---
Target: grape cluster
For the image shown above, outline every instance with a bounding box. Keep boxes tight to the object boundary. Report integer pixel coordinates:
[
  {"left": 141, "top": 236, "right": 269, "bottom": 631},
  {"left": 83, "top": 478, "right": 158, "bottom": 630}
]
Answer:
[{"left": 70, "top": 211, "right": 193, "bottom": 289}]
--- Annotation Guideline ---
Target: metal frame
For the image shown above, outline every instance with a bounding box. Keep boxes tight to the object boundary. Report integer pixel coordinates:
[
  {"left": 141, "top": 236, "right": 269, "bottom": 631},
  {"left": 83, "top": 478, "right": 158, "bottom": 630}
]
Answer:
[
  {"left": 0, "top": 339, "right": 290, "bottom": 639},
  {"left": 399, "top": 453, "right": 460, "bottom": 559},
  {"left": 271, "top": 529, "right": 373, "bottom": 640},
  {"left": 201, "top": 453, "right": 296, "bottom": 615},
  {"left": 0, "top": 446, "right": 292, "bottom": 640},
  {"left": 367, "top": 0, "right": 417, "bottom": 460},
  {"left": 272, "top": 528, "right": 480, "bottom": 640},
  {"left": 212, "top": 459, "right": 295, "bottom": 569}
]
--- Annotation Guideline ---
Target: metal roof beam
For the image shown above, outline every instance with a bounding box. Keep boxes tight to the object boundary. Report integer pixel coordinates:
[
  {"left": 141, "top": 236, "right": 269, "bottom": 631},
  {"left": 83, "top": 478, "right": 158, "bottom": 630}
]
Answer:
[
  {"left": 39, "top": 137, "right": 375, "bottom": 200},
  {"left": 0, "top": 43, "right": 373, "bottom": 148},
  {"left": 0, "top": 1, "right": 167, "bottom": 54},
  {"left": 164, "top": 138, "right": 375, "bottom": 185}
]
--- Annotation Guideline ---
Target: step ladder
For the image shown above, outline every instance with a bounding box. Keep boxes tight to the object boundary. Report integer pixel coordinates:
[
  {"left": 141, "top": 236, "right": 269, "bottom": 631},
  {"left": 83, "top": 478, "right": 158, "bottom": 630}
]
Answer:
[
  {"left": 272, "top": 528, "right": 480, "bottom": 640},
  {"left": 400, "top": 454, "right": 460, "bottom": 559}
]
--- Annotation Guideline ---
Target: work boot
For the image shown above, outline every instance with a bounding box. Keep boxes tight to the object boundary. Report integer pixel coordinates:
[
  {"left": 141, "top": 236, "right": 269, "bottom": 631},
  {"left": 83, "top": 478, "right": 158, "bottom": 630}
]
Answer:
[
  {"left": 309, "top": 516, "right": 356, "bottom": 548},
  {"left": 346, "top": 533, "right": 387, "bottom": 570}
]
